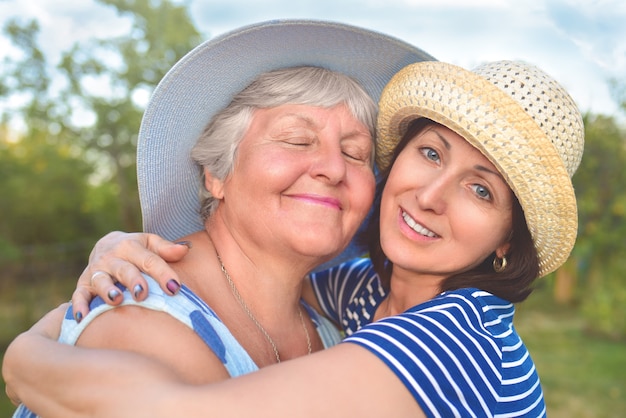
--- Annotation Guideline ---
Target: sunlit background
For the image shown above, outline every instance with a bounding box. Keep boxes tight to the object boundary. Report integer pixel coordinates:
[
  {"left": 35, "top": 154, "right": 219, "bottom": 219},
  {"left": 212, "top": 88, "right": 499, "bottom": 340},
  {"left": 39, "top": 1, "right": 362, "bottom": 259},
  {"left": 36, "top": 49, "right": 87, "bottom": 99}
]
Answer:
[
  {"left": 2, "top": 0, "right": 625, "bottom": 126},
  {"left": 1, "top": 1, "right": 625, "bottom": 417}
]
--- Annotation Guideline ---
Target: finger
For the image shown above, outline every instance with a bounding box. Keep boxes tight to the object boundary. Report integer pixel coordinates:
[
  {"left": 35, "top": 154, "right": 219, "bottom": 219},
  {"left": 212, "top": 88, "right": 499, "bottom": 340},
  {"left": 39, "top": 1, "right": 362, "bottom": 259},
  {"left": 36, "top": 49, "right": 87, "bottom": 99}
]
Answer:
[
  {"left": 143, "top": 232, "right": 191, "bottom": 263},
  {"left": 122, "top": 234, "right": 188, "bottom": 295},
  {"left": 82, "top": 234, "right": 153, "bottom": 303},
  {"left": 71, "top": 287, "right": 96, "bottom": 323},
  {"left": 71, "top": 268, "right": 119, "bottom": 322},
  {"left": 75, "top": 232, "right": 187, "bottom": 315},
  {"left": 98, "top": 238, "right": 173, "bottom": 297},
  {"left": 86, "top": 235, "right": 184, "bottom": 299}
]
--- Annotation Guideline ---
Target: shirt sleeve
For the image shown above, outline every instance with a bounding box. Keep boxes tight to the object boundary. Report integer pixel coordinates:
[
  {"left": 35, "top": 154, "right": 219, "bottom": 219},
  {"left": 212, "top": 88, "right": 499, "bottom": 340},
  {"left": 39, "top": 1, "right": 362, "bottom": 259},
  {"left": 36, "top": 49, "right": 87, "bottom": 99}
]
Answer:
[{"left": 342, "top": 290, "right": 546, "bottom": 417}]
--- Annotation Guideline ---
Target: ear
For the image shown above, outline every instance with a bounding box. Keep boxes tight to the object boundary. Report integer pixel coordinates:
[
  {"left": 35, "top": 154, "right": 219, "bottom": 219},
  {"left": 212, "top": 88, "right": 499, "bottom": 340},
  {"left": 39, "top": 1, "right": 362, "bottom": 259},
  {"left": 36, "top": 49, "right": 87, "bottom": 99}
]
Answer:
[
  {"left": 203, "top": 167, "right": 225, "bottom": 199},
  {"left": 495, "top": 241, "right": 511, "bottom": 258}
]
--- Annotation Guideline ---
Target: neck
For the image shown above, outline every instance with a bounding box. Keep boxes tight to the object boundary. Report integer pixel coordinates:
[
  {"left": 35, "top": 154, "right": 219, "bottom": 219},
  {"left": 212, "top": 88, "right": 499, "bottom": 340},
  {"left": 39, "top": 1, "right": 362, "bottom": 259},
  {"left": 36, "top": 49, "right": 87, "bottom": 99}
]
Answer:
[
  {"left": 376, "top": 267, "right": 443, "bottom": 320},
  {"left": 211, "top": 220, "right": 306, "bottom": 300},
  {"left": 175, "top": 225, "right": 316, "bottom": 365}
]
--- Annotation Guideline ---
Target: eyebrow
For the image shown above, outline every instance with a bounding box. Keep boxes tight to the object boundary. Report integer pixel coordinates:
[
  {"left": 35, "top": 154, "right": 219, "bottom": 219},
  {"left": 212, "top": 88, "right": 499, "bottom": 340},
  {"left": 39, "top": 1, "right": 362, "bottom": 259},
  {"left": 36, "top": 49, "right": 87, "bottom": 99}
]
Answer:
[
  {"left": 281, "top": 112, "right": 370, "bottom": 141},
  {"left": 475, "top": 165, "right": 505, "bottom": 181},
  {"left": 280, "top": 113, "right": 316, "bottom": 127},
  {"left": 433, "top": 130, "right": 451, "bottom": 150}
]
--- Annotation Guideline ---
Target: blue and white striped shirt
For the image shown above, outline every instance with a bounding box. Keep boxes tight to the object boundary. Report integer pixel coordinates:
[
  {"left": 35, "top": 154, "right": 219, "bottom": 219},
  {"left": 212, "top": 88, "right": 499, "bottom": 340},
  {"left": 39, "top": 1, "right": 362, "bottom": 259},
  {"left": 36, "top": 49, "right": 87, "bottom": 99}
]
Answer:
[{"left": 311, "top": 258, "right": 546, "bottom": 417}]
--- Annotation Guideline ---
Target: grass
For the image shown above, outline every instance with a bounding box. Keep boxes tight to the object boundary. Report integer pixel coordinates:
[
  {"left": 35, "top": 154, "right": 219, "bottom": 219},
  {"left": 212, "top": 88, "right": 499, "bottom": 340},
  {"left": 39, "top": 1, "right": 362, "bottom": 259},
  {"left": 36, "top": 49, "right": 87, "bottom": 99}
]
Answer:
[
  {"left": 515, "top": 285, "right": 626, "bottom": 417},
  {"left": 1, "top": 278, "right": 625, "bottom": 416}
]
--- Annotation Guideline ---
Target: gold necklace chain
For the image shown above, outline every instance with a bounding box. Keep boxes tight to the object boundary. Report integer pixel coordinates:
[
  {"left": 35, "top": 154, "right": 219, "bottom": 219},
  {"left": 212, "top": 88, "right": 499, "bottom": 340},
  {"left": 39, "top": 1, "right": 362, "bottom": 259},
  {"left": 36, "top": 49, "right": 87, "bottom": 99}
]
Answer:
[{"left": 216, "top": 252, "right": 312, "bottom": 363}]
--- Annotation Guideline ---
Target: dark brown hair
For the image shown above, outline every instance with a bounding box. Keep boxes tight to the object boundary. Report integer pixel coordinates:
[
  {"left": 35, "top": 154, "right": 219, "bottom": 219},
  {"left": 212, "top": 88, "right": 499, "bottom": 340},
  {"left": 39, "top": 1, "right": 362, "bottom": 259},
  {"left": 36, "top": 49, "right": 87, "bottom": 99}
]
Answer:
[{"left": 363, "top": 118, "right": 540, "bottom": 303}]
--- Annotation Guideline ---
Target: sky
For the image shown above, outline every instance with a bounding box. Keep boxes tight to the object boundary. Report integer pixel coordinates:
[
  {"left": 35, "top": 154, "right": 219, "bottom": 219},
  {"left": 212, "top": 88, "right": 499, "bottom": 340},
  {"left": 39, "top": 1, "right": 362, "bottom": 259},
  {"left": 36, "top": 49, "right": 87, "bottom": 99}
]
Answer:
[{"left": 1, "top": 0, "right": 625, "bottom": 122}]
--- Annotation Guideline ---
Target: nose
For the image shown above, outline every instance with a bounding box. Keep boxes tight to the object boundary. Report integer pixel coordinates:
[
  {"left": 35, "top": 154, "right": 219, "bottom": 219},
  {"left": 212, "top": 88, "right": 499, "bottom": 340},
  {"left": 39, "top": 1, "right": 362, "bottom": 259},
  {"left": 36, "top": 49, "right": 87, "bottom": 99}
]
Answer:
[
  {"left": 310, "top": 141, "right": 347, "bottom": 184},
  {"left": 415, "top": 172, "right": 449, "bottom": 214}
]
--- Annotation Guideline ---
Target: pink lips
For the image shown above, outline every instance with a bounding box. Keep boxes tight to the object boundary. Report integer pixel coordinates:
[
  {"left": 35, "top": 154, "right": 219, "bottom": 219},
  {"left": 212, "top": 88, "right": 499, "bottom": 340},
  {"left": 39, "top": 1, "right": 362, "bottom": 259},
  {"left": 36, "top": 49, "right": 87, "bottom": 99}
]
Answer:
[{"left": 288, "top": 194, "right": 342, "bottom": 210}]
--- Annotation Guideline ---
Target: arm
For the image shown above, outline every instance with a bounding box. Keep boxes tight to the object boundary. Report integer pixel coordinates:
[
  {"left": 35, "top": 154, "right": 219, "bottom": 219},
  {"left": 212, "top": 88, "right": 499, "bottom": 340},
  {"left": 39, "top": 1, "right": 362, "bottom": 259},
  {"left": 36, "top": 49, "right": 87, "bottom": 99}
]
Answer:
[
  {"left": 3, "top": 321, "right": 182, "bottom": 418},
  {"left": 72, "top": 231, "right": 190, "bottom": 320},
  {"left": 4, "top": 296, "right": 231, "bottom": 414},
  {"left": 4, "top": 319, "right": 423, "bottom": 418},
  {"left": 3, "top": 303, "right": 66, "bottom": 406}
]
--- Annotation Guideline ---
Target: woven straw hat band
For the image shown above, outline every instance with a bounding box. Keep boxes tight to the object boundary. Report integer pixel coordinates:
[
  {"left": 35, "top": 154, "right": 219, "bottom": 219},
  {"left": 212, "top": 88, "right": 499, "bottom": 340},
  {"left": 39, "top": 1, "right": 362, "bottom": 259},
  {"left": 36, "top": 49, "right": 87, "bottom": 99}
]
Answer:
[{"left": 377, "top": 61, "right": 584, "bottom": 278}]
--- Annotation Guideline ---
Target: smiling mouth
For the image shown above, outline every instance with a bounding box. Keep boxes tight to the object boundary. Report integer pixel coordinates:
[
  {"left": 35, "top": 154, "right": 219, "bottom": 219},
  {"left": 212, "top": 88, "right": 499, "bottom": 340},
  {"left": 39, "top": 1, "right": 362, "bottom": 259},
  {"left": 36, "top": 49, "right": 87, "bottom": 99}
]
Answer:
[
  {"left": 289, "top": 194, "right": 342, "bottom": 210},
  {"left": 401, "top": 210, "right": 438, "bottom": 237}
]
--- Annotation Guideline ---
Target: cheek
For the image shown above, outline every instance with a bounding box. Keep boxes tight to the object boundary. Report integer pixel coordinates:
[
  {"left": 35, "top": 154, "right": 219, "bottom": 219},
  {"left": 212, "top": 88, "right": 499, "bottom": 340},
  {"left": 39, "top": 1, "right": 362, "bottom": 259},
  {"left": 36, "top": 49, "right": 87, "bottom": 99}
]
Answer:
[
  {"left": 349, "top": 168, "right": 376, "bottom": 213},
  {"left": 377, "top": 186, "right": 402, "bottom": 246},
  {"left": 241, "top": 151, "right": 296, "bottom": 188},
  {"left": 453, "top": 205, "right": 511, "bottom": 254}
]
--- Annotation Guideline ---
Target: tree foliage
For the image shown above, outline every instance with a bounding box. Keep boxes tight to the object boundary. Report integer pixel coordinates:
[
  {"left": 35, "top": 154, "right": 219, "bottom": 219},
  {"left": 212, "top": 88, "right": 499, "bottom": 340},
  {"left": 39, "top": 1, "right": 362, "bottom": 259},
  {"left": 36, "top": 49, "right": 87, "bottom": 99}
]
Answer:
[
  {"left": 54, "top": 0, "right": 203, "bottom": 228},
  {"left": 0, "top": 0, "right": 202, "bottom": 281},
  {"left": 571, "top": 111, "right": 626, "bottom": 339}
]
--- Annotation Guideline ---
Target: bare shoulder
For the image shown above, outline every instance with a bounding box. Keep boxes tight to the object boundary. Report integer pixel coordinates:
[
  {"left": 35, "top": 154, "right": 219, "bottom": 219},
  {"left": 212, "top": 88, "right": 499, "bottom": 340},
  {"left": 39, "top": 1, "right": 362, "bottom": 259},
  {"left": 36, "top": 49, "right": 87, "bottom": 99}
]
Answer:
[{"left": 76, "top": 305, "right": 230, "bottom": 384}]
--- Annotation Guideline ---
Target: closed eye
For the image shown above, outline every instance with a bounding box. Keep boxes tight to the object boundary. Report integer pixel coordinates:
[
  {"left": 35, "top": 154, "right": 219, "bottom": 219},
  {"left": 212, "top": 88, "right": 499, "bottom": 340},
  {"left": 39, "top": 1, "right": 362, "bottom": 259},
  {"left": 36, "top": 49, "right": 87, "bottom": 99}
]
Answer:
[
  {"left": 283, "top": 137, "right": 313, "bottom": 146},
  {"left": 342, "top": 148, "right": 370, "bottom": 164}
]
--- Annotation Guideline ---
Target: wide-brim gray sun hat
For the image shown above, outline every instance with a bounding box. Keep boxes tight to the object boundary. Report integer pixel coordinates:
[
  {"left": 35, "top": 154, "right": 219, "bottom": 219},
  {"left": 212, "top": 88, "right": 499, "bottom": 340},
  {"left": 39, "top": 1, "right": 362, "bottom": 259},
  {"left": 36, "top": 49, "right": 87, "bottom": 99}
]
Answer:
[
  {"left": 137, "top": 19, "right": 435, "bottom": 267},
  {"left": 377, "top": 60, "right": 585, "bottom": 278}
]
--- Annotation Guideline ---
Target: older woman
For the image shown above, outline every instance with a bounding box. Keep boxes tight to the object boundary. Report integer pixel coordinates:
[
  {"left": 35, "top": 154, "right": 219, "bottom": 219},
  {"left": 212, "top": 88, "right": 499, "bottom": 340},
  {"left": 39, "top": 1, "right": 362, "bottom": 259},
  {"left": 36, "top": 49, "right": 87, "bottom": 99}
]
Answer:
[
  {"left": 5, "top": 58, "right": 583, "bottom": 417},
  {"left": 3, "top": 19, "right": 434, "bottom": 418}
]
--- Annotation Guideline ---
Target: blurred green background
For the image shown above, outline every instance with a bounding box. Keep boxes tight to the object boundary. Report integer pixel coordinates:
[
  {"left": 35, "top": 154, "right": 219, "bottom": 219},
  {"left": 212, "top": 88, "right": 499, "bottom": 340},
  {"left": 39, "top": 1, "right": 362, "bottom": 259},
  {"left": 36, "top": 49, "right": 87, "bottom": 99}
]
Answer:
[{"left": 1, "top": 1, "right": 625, "bottom": 416}]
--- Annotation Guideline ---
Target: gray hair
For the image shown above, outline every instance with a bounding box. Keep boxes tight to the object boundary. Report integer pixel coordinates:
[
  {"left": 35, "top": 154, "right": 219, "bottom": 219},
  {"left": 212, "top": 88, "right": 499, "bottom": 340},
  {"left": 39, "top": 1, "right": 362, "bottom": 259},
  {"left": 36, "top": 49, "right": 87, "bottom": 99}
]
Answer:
[{"left": 191, "top": 66, "right": 378, "bottom": 221}]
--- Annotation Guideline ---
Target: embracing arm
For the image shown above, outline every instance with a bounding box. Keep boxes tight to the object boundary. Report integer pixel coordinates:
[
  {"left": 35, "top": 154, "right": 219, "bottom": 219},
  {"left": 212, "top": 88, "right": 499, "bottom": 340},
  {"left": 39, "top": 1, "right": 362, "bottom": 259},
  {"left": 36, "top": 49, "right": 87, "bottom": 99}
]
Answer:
[
  {"left": 5, "top": 318, "right": 423, "bottom": 418},
  {"left": 3, "top": 304, "right": 66, "bottom": 407},
  {"left": 171, "top": 343, "right": 423, "bottom": 417},
  {"left": 4, "top": 304, "right": 422, "bottom": 417},
  {"left": 4, "top": 295, "right": 231, "bottom": 415},
  {"left": 3, "top": 317, "right": 181, "bottom": 418}
]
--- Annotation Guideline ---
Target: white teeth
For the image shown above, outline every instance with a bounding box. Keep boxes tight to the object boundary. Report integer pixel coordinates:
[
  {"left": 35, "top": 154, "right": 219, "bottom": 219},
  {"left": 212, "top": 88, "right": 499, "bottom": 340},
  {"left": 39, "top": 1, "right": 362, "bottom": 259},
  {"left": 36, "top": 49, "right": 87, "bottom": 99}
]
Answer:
[{"left": 402, "top": 211, "right": 437, "bottom": 237}]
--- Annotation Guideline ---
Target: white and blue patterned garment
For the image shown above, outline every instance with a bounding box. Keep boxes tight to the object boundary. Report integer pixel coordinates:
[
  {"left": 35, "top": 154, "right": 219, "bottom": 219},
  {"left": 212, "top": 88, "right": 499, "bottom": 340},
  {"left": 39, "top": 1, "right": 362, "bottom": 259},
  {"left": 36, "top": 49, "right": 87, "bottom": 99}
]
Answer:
[
  {"left": 311, "top": 258, "right": 547, "bottom": 417},
  {"left": 310, "top": 257, "right": 385, "bottom": 336},
  {"left": 13, "top": 274, "right": 342, "bottom": 418}
]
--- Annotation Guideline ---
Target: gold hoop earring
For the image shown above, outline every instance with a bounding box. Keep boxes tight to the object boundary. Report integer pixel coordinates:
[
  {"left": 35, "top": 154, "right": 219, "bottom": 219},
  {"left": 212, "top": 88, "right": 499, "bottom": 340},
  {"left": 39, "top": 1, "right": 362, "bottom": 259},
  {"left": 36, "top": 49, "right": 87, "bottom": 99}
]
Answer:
[{"left": 493, "top": 255, "right": 507, "bottom": 273}]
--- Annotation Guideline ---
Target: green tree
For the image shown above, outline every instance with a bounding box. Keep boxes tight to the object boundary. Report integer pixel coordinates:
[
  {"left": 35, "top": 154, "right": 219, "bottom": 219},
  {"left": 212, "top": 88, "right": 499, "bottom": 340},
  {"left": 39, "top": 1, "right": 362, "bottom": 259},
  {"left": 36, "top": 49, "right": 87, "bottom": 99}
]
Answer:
[
  {"left": 572, "top": 112, "right": 626, "bottom": 339},
  {"left": 0, "top": 18, "right": 100, "bottom": 245},
  {"left": 55, "top": 0, "right": 203, "bottom": 229},
  {"left": 0, "top": 130, "right": 97, "bottom": 244},
  {"left": 0, "top": 0, "right": 204, "bottom": 283}
]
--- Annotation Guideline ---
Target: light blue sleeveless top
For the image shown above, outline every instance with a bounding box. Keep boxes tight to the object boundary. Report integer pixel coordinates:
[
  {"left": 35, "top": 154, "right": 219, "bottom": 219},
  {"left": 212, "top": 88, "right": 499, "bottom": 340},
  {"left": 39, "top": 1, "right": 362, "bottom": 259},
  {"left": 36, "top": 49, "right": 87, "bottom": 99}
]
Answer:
[{"left": 13, "top": 274, "right": 342, "bottom": 417}]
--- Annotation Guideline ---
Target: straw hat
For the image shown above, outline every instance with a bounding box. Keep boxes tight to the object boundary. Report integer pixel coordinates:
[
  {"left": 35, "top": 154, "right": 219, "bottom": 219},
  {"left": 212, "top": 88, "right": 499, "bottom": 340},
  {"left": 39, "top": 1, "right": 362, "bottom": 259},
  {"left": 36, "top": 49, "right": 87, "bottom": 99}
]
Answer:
[
  {"left": 136, "top": 19, "right": 434, "bottom": 268},
  {"left": 377, "top": 60, "right": 584, "bottom": 277}
]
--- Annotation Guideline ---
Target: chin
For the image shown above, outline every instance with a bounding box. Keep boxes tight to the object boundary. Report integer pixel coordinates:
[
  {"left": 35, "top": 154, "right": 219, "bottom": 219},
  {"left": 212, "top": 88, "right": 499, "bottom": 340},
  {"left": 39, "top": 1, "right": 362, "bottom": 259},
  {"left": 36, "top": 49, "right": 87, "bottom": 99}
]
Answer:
[{"left": 295, "top": 239, "right": 345, "bottom": 260}]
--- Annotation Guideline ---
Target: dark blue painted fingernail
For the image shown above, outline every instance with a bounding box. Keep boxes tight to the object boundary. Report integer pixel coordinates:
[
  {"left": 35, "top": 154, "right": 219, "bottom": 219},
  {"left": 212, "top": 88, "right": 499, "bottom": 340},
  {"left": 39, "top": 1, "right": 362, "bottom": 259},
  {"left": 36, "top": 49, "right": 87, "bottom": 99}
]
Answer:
[
  {"left": 166, "top": 279, "right": 180, "bottom": 295},
  {"left": 133, "top": 284, "right": 144, "bottom": 299},
  {"left": 75, "top": 311, "right": 83, "bottom": 323},
  {"left": 108, "top": 289, "right": 121, "bottom": 302},
  {"left": 175, "top": 240, "right": 192, "bottom": 249}
]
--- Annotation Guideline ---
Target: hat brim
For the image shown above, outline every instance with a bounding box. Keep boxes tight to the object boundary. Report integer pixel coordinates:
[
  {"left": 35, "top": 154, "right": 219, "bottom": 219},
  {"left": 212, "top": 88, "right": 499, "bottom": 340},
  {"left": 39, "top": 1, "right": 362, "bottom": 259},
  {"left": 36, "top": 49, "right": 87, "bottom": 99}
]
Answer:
[
  {"left": 377, "top": 61, "right": 577, "bottom": 277},
  {"left": 137, "top": 19, "right": 435, "bottom": 271}
]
